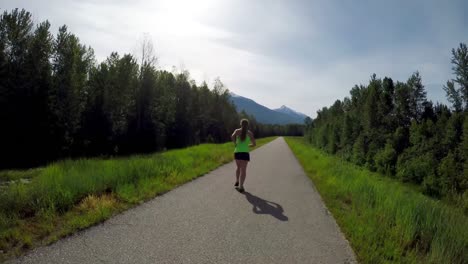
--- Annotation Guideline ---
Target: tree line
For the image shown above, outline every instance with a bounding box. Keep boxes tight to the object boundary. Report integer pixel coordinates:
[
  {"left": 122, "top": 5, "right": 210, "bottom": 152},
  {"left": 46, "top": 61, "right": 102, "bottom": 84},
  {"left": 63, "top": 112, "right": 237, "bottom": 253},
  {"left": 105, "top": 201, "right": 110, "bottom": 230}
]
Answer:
[
  {"left": 305, "top": 43, "right": 467, "bottom": 202},
  {"left": 0, "top": 9, "right": 303, "bottom": 169}
]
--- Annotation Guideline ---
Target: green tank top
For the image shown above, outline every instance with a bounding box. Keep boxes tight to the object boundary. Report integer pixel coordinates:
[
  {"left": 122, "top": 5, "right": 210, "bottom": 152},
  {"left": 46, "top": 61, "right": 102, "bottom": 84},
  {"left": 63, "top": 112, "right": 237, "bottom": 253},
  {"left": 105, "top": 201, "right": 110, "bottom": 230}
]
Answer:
[{"left": 234, "top": 135, "right": 250, "bottom": 153}]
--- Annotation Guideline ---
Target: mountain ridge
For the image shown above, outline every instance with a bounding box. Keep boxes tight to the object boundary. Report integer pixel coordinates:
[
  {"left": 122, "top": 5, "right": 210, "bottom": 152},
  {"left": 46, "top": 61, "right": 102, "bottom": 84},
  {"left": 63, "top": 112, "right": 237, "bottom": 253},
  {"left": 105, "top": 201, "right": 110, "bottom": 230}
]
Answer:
[
  {"left": 274, "top": 105, "right": 308, "bottom": 119},
  {"left": 229, "top": 92, "right": 309, "bottom": 124}
]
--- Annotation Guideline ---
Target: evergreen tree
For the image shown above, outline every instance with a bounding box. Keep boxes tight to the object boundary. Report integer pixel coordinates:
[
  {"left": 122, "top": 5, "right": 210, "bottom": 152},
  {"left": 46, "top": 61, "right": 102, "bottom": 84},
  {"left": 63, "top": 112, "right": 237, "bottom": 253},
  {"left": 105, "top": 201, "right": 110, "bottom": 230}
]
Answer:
[
  {"left": 50, "top": 25, "right": 94, "bottom": 155},
  {"left": 407, "top": 71, "right": 427, "bottom": 121},
  {"left": 0, "top": 9, "right": 54, "bottom": 166},
  {"left": 444, "top": 80, "right": 463, "bottom": 112},
  {"left": 450, "top": 43, "right": 468, "bottom": 109}
]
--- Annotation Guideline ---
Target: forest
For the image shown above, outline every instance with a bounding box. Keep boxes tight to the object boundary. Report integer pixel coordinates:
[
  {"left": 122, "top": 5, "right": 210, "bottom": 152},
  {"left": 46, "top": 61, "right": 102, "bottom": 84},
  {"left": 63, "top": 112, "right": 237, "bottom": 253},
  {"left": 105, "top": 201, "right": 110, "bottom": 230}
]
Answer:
[
  {"left": 305, "top": 43, "right": 467, "bottom": 204},
  {"left": 0, "top": 9, "right": 303, "bottom": 169}
]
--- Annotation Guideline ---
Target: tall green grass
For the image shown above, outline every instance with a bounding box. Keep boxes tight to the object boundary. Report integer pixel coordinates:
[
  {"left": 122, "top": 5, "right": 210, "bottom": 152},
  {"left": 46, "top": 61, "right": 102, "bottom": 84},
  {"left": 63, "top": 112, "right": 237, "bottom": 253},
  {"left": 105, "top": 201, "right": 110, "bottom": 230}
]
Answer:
[
  {"left": 0, "top": 137, "right": 275, "bottom": 261},
  {"left": 0, "top": 169, "right": 41, "bottom": 183},
  {"left": 286, "top": 137, "right": 467, "bottom": 264}
]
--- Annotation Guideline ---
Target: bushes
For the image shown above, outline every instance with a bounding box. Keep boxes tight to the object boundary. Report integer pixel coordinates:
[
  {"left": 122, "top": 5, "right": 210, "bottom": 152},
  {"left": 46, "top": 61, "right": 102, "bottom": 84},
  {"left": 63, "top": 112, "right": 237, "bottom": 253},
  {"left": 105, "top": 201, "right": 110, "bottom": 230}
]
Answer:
[
  {"left": 438, "top": 152, "right": 463, "bottom": 195},
  {"left": 375, "top": 143, "right": 397, "bottom": 176},
  {"left": 396, "top": 151, "right": 435, "bottom": 184}
]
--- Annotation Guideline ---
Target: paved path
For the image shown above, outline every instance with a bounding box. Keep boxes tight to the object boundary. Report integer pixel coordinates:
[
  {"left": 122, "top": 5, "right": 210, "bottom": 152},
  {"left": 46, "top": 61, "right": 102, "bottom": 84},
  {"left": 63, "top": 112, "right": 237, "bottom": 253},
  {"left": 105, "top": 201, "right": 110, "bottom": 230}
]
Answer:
[{"left": 8, "top": 137, "right": 356, "bottom": 264}]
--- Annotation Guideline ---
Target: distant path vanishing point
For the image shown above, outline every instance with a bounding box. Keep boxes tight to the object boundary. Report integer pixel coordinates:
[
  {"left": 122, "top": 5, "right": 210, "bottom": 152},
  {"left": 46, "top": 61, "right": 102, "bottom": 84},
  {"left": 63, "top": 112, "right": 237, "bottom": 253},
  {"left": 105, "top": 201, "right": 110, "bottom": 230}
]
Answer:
[{"left": 8, "top": 137, "right": 356, "bottom": 264}]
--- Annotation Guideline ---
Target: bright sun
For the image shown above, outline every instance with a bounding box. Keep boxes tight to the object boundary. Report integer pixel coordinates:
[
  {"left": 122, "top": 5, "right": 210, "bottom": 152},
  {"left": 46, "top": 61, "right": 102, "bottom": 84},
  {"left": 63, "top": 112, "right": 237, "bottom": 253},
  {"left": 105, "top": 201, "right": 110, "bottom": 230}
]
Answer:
[{"left": 153, "top": 0, "right": 225, "bottom": 38}]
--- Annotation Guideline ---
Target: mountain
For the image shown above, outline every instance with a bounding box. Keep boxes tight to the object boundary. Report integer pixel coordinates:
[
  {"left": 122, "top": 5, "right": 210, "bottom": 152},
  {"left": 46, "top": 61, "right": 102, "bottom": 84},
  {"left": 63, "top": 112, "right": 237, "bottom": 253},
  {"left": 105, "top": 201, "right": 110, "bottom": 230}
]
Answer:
[
  {"left": 274, "top": 105, "right": 308, "bottom": 123},
  {"left": 229, "top": 93, "right": 309, "bottom": 124}
]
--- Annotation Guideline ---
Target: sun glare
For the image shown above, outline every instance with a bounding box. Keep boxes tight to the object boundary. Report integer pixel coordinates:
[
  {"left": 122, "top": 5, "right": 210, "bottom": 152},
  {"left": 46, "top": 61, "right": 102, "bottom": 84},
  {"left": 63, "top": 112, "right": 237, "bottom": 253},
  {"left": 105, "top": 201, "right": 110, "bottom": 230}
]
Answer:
[{"left": 150, "top": 0, "right": 228, "bottom": 39}]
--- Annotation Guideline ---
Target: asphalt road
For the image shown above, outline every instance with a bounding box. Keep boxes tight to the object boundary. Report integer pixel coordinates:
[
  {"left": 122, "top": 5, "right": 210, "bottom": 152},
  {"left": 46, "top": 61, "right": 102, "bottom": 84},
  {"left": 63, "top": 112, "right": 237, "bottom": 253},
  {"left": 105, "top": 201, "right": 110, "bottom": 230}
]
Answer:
[{"left": 8, "top": 137, "right": 357, "bottom": 264}]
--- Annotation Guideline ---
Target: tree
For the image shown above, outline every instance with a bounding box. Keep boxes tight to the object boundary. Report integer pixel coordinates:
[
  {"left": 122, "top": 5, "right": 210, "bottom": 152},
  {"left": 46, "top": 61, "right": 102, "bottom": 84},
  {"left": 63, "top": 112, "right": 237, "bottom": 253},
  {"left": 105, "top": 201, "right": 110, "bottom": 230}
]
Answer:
[
  {"left": 461, "top": 116, "right": 468, "bottom": 195},
  {"left": 0, "top": 9, "right": 54, "bottom": 167},
  {"left": 0, "top": 9, "right": 34, "bottom": 167},
  {"left": 24, "top": 21, "right": 54, "bottom": 161},
  {"left": 380, "top": 77, "right": 396, "bottom": 132},
  {"left": 451, "top": 43, "right": 468, "bottom": 107},
  {"left": 167, "top": 71, "right": 193, "bottom": 148},
  {"left": 49, "top": 25, "right": 94, "bottom": 155},
  {"left": 79, "top": 52, "right": 140, "bottom": 155},
  {"left": 394, "top": 82, "right": 412, "bottom": 128},
  {"left": 407, "top": 71, "right": 427, "bottom": 121},
  {"left": 444, "top": 80, "right": 463, "bottom": 112}
]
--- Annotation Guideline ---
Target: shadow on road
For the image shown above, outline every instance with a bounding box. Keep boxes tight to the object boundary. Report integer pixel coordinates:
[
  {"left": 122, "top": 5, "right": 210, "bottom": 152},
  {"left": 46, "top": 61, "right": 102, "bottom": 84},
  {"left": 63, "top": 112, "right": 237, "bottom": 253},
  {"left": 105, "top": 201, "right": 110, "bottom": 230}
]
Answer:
[{"left": 242, "top": 192, "right": 288, "bottom": 221}]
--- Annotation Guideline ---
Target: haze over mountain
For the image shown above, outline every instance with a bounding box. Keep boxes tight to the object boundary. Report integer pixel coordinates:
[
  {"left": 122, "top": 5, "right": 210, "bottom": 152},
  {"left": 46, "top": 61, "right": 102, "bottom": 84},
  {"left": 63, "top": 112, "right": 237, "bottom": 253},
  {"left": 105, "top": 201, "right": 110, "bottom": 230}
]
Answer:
[{"left": 229, "top": 93, "right": 309, "bottom": 124}]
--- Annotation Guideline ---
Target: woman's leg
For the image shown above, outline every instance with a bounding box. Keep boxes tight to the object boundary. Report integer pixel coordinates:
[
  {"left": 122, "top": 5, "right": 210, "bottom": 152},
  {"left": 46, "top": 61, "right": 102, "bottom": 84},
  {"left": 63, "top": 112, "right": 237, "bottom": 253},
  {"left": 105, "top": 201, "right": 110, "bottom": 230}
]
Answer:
[
  {"left": 239, "top": 160, "right": 248, "bottom": 187},
  {"left": 235, "top": 159, "right": 241, "bottom": 184}
]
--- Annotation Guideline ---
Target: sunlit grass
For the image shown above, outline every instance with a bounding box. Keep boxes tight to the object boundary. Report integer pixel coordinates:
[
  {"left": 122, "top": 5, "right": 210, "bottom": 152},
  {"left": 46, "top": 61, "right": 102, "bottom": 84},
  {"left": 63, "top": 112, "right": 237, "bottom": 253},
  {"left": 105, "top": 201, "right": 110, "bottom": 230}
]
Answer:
[
  {"left": 0, "top": 137, "right": 276, "bottom": 261},
  {"left": 285, "top": 137, "right": 467, "bottom": 264}
]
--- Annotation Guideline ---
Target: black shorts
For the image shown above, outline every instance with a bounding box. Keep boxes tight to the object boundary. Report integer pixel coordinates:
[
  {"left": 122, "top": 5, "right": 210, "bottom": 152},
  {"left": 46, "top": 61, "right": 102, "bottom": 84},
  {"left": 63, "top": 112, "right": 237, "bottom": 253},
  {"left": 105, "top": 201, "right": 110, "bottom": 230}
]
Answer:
[{"left": 234, "top": 152, "right": 250, "bottom": 161}]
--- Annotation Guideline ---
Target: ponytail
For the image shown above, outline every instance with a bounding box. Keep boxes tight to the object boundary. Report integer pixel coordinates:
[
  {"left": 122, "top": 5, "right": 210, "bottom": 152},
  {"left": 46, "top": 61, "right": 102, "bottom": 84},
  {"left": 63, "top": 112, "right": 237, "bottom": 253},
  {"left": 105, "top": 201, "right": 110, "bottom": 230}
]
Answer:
[{"left": 240, "top": 119, "right": 249, "bottom": 141}]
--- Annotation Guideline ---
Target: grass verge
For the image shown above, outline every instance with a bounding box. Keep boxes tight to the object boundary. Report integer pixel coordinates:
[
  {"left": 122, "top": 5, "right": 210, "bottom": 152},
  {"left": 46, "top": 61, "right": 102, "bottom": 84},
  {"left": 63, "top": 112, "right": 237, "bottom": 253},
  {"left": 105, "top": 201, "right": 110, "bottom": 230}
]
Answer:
[
  {"left": 285, "top": 137, "right": 467, "bottom": 264},
  {"left": 0, "top": 169, "right": 42, "bottom": 183},
  {"left": 0, "top": 137, "right": 276, "bottom": 262}
]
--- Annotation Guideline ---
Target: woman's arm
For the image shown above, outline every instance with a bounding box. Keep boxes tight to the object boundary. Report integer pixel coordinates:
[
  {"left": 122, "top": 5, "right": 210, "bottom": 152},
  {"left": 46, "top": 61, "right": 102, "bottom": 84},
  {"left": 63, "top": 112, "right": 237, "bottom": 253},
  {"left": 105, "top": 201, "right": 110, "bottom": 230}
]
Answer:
[
  {"left": 231, "top": 129, "right": 238, "bottom": 144},
  {"left": 248, "top": 131, "right": 256, "bottom": 147}
]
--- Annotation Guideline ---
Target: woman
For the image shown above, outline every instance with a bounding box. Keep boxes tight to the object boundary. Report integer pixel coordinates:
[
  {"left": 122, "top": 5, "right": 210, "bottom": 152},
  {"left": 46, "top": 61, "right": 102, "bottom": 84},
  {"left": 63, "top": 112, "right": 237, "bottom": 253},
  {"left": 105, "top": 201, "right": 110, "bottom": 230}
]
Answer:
[{"left": 232, "top": 119, "right": 256, "bottom": 193}]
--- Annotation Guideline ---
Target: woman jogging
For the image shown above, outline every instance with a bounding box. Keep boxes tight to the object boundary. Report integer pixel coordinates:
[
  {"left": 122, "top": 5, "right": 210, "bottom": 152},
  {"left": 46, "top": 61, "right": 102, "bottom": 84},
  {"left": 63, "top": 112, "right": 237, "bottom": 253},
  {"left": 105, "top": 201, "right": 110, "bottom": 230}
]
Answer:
[{"left": 232, "top": 119, "right": 256, "bottom": 193}]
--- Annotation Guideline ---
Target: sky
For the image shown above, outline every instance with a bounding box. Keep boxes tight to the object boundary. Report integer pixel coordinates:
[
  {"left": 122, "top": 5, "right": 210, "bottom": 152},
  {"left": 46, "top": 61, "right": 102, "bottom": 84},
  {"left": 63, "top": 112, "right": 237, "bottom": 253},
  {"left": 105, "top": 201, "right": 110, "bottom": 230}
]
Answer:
[{"left": 2, "top": 0, "right": 467, "bottom": 117}]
